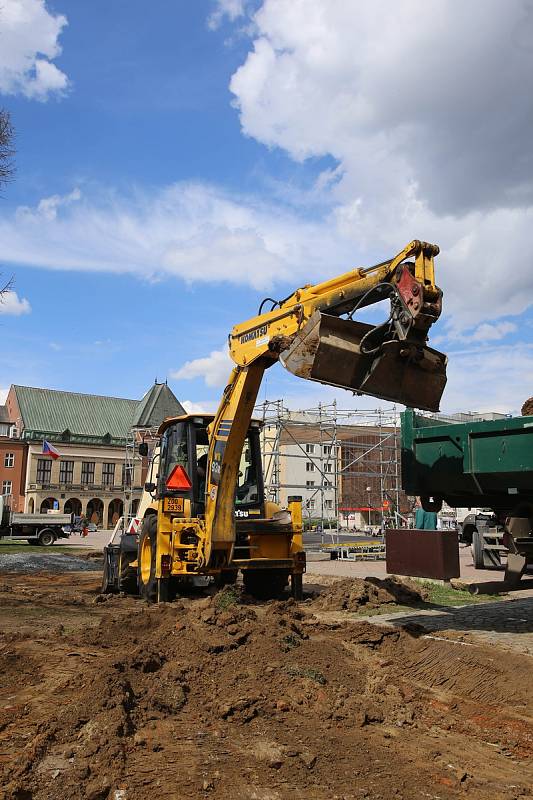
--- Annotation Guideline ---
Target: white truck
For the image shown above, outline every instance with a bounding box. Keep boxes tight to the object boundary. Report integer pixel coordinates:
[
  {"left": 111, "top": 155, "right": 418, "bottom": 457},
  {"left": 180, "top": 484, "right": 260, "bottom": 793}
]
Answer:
[{"left": 0, "top": 496, "right": 74, "bottom": 546}]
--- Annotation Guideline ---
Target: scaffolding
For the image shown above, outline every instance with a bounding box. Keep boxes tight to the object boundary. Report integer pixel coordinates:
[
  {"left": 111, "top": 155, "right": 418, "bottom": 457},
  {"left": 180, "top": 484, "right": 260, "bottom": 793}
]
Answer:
[
  {"left": 123, "top": 424, "right": 160, "bottom": 527},
  {"left": 256, "top": 400, "right": 404, "bottom": 531}
]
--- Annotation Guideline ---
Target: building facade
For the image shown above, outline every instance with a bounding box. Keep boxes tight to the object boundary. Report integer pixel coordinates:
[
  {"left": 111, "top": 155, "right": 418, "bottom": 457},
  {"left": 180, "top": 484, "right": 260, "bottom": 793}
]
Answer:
[
  {"left": 261, "top": 415, "right": 339, "bottom": 522},
  {"left": 0, "top": 437, "right": 28, "bottom": 512},
  {"left": 1, "top": 382, "right": 184, "bottom": 526}
]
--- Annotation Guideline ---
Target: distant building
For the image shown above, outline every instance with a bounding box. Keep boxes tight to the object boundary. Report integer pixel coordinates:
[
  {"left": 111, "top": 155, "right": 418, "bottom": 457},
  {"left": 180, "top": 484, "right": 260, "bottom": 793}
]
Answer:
[{"left": 0, "top": 382, "right": 184, "bottom": 525}]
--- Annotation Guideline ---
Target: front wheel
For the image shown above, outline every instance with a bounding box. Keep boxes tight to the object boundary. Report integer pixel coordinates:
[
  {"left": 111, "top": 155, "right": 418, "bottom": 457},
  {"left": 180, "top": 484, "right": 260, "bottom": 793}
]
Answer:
[
  {"left": 118, "top": 551, "right": 138, "bottom": 594},
  {"left": 38, "top": 529, "right": 55, "bottom": 547},
  {"left": 137, "top": 515, "right": 157, "bottom": 602}
]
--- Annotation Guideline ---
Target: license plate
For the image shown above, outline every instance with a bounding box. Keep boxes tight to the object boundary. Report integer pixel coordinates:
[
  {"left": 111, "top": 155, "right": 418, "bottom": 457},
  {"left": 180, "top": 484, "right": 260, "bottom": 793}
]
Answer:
[{"left": 164, "top": 497, "right": 184, "bottom": 513}]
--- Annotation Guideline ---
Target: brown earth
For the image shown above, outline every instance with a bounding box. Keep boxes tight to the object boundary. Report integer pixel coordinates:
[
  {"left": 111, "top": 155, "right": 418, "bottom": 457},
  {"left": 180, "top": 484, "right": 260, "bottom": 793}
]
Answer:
[
  {"left": 0, "top": 572, "right": 532, "bottom": 800},
  {"left": 310, "top": 576, "right": 429, "bottom": 612}
]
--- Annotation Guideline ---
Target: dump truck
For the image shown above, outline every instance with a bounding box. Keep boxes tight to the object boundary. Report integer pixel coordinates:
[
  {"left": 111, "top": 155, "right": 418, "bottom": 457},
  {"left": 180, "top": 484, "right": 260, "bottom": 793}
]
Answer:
[
  {"left": 401, "top": 408, "right": 533, "bottom": 583},
  {"left": 103, "top": 240, "right": 446, "bottom": 601},
  {"left": 0, "top": 495, "right": 73, "bottom": 546}
]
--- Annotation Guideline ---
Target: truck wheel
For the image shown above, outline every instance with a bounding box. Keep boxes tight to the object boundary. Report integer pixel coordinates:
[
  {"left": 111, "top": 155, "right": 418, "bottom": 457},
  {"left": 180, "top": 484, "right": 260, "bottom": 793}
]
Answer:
[
  {"left": 461, "top": 523, "right": 476, "bottom": 546},
  {"left": 138, "top": 515, "right": 157, "bottom": 602},
  {"left": 472, "top": 529, "right": 485, "bottom": 569},
  {"left": 243, "top": 569, "right": 289, "bottom": 600},
  {"left": 38, "top": 529, "right": 55, "bottom": 547}
]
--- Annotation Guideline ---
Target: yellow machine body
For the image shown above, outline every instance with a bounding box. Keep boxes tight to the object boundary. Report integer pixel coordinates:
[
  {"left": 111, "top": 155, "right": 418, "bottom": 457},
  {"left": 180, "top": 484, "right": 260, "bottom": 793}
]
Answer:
[{"left": 118, "top": 240, "right": 445, "bottom": 601}]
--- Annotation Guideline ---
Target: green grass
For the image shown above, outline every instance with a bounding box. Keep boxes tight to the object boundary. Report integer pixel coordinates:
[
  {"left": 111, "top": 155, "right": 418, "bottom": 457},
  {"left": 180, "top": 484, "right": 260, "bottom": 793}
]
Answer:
[
  {"left": 285, "top": 665, "right": 327, "bottom": 685},
  {"left": 354, "top": 580, "right": 503, "bottom": 618},
  {"left": 420, "top": 580, "right": 502, "bottom": 607},
  {"left": 214, "top": 585, "right": 240, "bottom": 610}
]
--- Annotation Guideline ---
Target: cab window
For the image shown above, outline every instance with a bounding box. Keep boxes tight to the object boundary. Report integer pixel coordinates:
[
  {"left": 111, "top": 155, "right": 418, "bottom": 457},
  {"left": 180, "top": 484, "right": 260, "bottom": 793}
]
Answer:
[{"left": 235, "top": 438, "right": 259, "bottom": 507}]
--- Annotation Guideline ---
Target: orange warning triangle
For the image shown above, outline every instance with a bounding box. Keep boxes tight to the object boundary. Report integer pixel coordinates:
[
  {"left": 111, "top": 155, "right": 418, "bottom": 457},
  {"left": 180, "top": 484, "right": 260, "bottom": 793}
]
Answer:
[{"left": 166, "top": 464, "right": 192, "bottom": 490}]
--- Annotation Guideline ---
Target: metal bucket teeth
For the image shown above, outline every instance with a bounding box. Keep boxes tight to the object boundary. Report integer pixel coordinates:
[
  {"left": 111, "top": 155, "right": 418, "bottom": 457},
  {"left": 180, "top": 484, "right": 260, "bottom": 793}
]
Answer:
[{"left": 279, "top": 311, "right": 447, "bottom": 412}]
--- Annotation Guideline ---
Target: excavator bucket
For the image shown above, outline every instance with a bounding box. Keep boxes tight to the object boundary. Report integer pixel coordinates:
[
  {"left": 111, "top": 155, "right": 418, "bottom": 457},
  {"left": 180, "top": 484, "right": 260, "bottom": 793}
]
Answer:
[{"left": 280, "top": 311, "right": 447, "bottom": 412}]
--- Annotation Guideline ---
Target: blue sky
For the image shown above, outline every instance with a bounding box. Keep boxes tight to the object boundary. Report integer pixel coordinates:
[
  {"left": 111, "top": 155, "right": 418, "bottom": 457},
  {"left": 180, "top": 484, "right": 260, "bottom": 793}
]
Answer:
[{"left": 1, "top": 0, "right": 532, "bottom": 415}]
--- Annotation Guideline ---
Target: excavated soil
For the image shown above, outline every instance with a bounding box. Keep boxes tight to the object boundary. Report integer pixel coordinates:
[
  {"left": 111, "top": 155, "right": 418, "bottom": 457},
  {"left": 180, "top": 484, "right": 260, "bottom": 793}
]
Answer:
[
  {"left": 310, "top": 576, "right": 429, "bottom": 612},
  {"left": 1, "top": 572, "right": 532, "bottom": 800}
]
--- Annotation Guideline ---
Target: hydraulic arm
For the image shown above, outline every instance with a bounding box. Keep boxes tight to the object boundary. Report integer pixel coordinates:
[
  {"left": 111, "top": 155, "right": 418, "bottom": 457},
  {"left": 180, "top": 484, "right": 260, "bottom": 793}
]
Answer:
[{"left": 204, "top": 240, "right": 447, "bottom": 566}]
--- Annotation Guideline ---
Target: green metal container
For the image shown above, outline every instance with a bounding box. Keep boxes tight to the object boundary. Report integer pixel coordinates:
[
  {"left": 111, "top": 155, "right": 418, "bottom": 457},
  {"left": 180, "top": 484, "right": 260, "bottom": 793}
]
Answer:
[{"left": 401, "top": 409, "right": 533, "bottom": 512}]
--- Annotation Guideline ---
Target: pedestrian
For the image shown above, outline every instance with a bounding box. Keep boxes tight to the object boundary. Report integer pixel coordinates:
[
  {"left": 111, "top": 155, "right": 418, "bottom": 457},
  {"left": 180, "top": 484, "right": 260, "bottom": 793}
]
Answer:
[{"left": 414, "top": 498, "right": 437, "bottom": 530}]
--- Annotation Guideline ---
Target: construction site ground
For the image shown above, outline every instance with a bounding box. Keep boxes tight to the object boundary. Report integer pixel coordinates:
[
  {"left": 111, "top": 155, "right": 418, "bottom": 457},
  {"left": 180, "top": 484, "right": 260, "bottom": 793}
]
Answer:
[{"left": 1, "top": 551, "right": 532, "bottom": 800}]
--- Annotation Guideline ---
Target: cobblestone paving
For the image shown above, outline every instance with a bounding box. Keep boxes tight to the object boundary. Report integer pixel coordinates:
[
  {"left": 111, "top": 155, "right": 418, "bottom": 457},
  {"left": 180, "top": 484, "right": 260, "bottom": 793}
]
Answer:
[{"left": 365, "top": 598, "right": 533, "bottom": 656}]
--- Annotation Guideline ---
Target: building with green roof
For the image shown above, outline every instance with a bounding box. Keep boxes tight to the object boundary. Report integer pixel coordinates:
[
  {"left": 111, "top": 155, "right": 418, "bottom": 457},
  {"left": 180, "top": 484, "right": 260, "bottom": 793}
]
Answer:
[{"left": 1, "top": 382, "right": 184, "bottom": 525}]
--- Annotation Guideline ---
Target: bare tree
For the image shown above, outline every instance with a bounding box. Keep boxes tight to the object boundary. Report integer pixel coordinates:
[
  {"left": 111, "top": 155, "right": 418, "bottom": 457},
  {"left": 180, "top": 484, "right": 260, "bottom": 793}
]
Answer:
[
  {"left": 0, "top": 108, "right": 15, "bottom": 189},
  {"left": 0, "top": 109, "right": 15, "bottom": 299}
]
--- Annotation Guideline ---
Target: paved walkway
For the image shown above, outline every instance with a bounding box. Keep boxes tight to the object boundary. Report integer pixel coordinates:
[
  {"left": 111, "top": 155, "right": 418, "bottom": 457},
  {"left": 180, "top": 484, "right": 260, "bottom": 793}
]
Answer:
[
  {"left": 306, "top": 545, "right": 533, "bottom": 596},
  {"left": 365, "top": 597, "right": 533, "bottom": 656}
]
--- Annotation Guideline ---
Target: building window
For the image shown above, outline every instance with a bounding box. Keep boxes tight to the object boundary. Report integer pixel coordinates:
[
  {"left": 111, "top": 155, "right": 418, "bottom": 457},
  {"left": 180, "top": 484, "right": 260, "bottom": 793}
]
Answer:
[
  {"left": 102, "top": 463, "right": 115, "bottom": 486},
  {"left": 306, "top": 480, "right": 315, "bottom": 487},
  {"left": 36, "top": 458, "right": 52, "bottom": 485},
  {"left": 121, "top": 463, "right": 132, "bottom": 487},
  {"left": 305, "top": 462, "right": 315, "bottom": 472},
  {"left": 323, "top": 445, "right": 332, "bottom": 456},
  {"left": 324, "top": 462, "right": 333, "bottom": 473},
  {"left": 4, "top": 452, "right": 14, "bottom": 468},
  {"left": 323, "top": 479, "right": 331, "bottom": 488},
  {"left": 325, "top": 499, "right": 333, "bottom": 510},
  {"left": 81, "top": 462, "right": 95, "bottom": 485},
  {"left": 308, "top": 498, "right": 315, "bottom": 510},
  {"left": 2, "top": 480, "right": 12, "bottom": 495},
  {"left": 59, "top": 461, "right": 74, "bottom": 485},
  {"left": 305, "top": 444, "right": 315, "bottom": 454}
]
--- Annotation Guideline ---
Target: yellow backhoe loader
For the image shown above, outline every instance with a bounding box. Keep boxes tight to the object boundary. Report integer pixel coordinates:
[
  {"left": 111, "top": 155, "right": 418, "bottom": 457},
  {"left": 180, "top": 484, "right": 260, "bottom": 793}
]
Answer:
[{"left": 102, "top": 240, "right": 446, "bottom": 601}]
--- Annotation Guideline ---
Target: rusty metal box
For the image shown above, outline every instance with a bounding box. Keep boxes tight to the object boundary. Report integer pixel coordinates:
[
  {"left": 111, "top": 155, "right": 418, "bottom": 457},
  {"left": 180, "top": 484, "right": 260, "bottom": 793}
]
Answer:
[{"left": 385, "top": 529, "right": 460, "bottom": 580}]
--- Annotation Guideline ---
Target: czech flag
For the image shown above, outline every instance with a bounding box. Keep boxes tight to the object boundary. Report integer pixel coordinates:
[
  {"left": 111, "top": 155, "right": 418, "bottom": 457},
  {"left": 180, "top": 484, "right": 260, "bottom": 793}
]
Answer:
[{"left": 42, "top": 440, "right": 61, "bottom": 460}]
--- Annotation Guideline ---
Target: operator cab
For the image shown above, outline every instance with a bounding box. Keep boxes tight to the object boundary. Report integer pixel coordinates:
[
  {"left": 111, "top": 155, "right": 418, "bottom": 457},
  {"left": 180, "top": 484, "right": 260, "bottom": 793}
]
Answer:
[{"left": 154, "top": 414, "right": 265, "bottom": 520}]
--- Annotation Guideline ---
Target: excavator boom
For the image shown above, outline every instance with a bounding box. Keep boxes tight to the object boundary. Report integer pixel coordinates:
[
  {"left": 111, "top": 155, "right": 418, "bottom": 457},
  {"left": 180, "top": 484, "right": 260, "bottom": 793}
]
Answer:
[
  {"left": 204, "top": 240, "right": 447, "bottom": 566},
  {"left": 230, "top": 239, "right": 446, "bottom": 411},
  {"left": 105, "top": 240, "right": 448, "bottom": 597}
]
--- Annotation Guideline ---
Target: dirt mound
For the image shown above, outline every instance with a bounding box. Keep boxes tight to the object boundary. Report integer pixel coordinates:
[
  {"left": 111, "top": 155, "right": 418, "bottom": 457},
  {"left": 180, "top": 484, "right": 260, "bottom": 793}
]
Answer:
[
  {"left": 311, "top": 576, "right": 429, "bottom": 612},
  {"left": 522, "top": 396, "right": 533, "bottom": 416},
  {"left": 1, "top": 575, "right": 533, "bottom": 800}
]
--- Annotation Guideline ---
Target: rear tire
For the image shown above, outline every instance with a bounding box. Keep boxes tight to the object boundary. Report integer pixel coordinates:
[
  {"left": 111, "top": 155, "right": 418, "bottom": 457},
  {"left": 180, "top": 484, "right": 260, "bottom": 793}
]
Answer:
[
  {"left": 472, "top": 528, "right": 484, "bottom": 569},
  {"left": 243, "top": 569, "right": 289, "bottom": 600},
  {"left": 38, "top": 529, "right": 55, "bottom": 547},
  {"left": 138, "top": 515, "right": 157, "bottom": 602}
]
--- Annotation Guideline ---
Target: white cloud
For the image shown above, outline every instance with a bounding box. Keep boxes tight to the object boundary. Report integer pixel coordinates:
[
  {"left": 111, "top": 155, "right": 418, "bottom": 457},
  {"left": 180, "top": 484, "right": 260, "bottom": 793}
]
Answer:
[
  {"left": 208, "top": 0, "right": 246, "bottom": 30},
  {"left": 182, "top": 399, "right": 219, "bottom": 414},
  {"left": 0, "top": 0, "right": 69, "bottom": 100},
  {"left": 0, "top": 388, "right": 8, "bottom": 404},
  {"left": 228, "top": 0, "right": 533, "bottom": 332},
  {"left": 0, "top": 182, "right": 356, "bottom": 290},
  {"left": 471, "top": 321, "right": 517, "bottom": 343},
  {"left": 36, "top": 187, "right": 80, "bottom": 221},
  {"left": 0, "top": 290, "right": 31, "bottom": 315},
  {"left": 170, "top": 348, "right": 233, "bottom": 388},
  {"left": 444, "top": 343, "right": 533, "bottom": 415}
]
